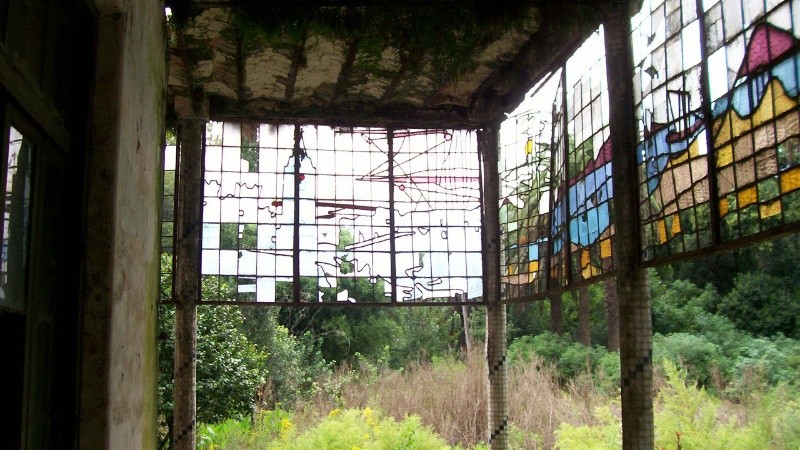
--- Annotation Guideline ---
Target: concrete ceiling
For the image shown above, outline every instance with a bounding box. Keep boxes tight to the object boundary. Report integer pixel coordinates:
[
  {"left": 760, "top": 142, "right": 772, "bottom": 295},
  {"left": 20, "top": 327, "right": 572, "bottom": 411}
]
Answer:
[{"left": 166, "top": 1, "right": 604, "bottom": 128}]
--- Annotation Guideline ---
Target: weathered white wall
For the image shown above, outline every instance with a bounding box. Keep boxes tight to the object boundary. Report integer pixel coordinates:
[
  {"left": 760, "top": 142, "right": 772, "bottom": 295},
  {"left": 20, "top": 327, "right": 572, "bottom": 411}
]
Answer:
[{"left": 80, "top": 1, "right": 166, "bottom": 448}]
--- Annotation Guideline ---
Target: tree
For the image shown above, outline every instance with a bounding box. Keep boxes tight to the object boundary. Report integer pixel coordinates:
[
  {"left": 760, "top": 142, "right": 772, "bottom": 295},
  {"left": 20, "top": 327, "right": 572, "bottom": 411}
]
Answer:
[
  {"left": 158, "top": 256, "right": 267, "bottom": 447},
  {"left": 603, "top": 278, "right": 619, "bottom": 351},
  {"left": 550, "top": 296, "right": 563, "bottom": 335},
  {"left": 578, "top": 286, "right": 591, "bottom": 346},
  {"left": 718, "top": 272, "right": 800, "bottom": 339}
]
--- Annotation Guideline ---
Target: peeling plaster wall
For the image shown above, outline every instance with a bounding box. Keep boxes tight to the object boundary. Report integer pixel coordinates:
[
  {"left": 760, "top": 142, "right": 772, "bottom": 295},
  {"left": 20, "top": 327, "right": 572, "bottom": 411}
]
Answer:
[{"left": 80, "top": 1, "right": 166, "bottom": 448}]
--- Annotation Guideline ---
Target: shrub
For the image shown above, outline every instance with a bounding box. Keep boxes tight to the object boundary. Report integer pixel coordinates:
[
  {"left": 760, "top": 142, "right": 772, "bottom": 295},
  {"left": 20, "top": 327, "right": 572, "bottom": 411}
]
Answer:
[
  {"left": 272, "top": 408, "right": 452, "bottom": 450},
  {"left": 719, "top": 272, "right": 800, "bottom": 338},
  {"left": 653, "top": 333, "right": 725, "bottom": 387},
  {"left": 508, "top": 332, "right": 619, "bottom": 387},
  {"left": 554, "top": 403, "right": 621, "bottom": 449},
  {"left": 654, "top": 360, "right": 793, "bottom": 449}
]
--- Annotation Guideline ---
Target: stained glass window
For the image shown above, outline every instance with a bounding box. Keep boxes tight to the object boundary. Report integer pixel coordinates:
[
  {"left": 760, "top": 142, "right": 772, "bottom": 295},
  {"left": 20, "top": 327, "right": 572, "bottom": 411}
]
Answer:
[
  {"left": 705, "top": 0, "right": 800, "bottom": 239},
  {"left": 499, "top": 71, "right": 564, "bottom": 298},
  {"left": 200, "top": 123, "right": 482, "bottom": 304},
  {"left": 633, "top": 0, "right": 713, "bottom": 260},
  {"left": 633, "top": 0, "right": 800, "bottom": 260},
  {"left": 564, "top": 29, "right": 614, "bottom": 282},
  {"left": 499, "top": 28, "right": 614, "bottom": 300}
]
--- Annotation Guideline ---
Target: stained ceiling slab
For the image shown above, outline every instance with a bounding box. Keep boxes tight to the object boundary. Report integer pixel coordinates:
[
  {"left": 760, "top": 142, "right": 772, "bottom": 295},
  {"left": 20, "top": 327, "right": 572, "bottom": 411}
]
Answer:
[{"left": 167, "top": 1, "right": 605, "bottom": 128}]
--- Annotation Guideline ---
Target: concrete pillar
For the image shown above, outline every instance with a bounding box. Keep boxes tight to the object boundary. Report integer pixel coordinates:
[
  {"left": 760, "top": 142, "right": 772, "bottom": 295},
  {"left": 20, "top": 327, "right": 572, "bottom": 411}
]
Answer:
[
  {"left": 80, "top": 2, "right": 166, "bottom": 448},
  {"left": 172, "top": 118, "right": 205, "bottom": 450},
  {"left": 603, "top": 2, "right": 654, "bottom": 449},
  {"left": 479, "top": 125, "right": 508, "bottom": 449}
]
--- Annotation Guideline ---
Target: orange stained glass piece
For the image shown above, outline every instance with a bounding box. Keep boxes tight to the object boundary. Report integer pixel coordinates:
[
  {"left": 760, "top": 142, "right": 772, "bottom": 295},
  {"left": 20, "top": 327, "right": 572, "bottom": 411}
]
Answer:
[
  {"left": 580, "top": 248, "right": 590, "bottom": 268},
  {"left": 719, "top": 198, "right": 730, "bottom": 217},
  {"left": 737, "top": 186, "right": 758, "bottom": 209},
  {"left": 781, "top": 166, "right": 800, "bottom": 193}
]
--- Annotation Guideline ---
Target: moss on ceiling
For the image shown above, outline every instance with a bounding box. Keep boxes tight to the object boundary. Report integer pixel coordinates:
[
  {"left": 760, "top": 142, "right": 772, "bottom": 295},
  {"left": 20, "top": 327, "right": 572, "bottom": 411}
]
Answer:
[{"left": 167, "top": 1, "right": 538, "bottom": 83}]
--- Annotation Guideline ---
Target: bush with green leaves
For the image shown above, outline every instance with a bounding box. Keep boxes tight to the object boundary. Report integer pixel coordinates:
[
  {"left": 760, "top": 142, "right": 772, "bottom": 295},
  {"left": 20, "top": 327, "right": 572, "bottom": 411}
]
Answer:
[
  {"left": 240, "top": 307, "right": 331, "bottom": 409},
  {"left": 159, "top": 304, "right": 266, "bottom": 427},
  {"left": 556, "top": 361, "right": 800, "bottom": 450},
  {"left": 198, "top": 408, "right": 455, "bottom": 449},
  {"left": 508, "top": 332, "right": 619, "bottom": 389},
  {"left": 653, "top": 333, "right": 725, "bottom": 388},
  {"left": 159, "top": 255, "right": 267, "bottom": 443},
  {"left": 719, "top": 272, "right": 800, "bottom": 339}
]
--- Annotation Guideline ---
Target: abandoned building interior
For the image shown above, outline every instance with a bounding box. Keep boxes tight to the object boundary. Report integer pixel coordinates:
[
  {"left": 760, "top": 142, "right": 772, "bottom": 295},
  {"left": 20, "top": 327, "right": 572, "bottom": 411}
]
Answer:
[{"left": 2, "top": 0, "right": 800, "bottom": 448}]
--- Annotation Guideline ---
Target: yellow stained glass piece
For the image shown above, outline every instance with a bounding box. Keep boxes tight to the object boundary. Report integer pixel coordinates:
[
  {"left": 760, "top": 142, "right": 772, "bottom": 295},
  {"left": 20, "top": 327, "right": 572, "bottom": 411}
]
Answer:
[
  {"left": 715, "top": 80, "right": 799, "bottom": 149},
  {"left": 713, "top": 112, "right": 732, "bottom": 147},
  {"left": 669, "top": 139, "right": 700, "bottom": 167},
  {"left": 780, "top": 166, "right": 800, "bottom": 193},
  {"left": 738, "top": 186, "right": 758, "bottom": 208},
  {"left": 600, "top": 238, "right": 612, "bottom": 258},
  {"left": 525, "top": 138, "right": 533, "bottom": 155},
  {"left": 754, "top": 80, "right": 796, "bottom": 127},
  {"left": 580, "top": 248, "right": 590, "bottom": 267},
  {"left": 670, "top": 215, "right": 682, "bottom": 236},
  {"left": 656, "top": 219, "right": 667, "bottom": 244},
  {"left": 760, "top": 200, "right": 782, "bottom": 218},
  {"left": 716, "top": 145, "right": 733, "bottom": 168},
  {"left": 528, "top": 261, "right": 539, "bottom": 273},
  {"left": 581, "top": 263, "right": 601, "bottom": 279},
  {"left": 719, "top": 198, "right": 729, "bottom": 217}
]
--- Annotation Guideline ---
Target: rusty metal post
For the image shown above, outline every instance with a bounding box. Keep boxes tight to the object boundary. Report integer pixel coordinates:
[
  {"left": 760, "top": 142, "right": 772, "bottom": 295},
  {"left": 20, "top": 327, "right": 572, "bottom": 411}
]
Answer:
[
  {"left": 173, "top": 118, "right": 205, "bottom": 450},
  {"left": 604, "top": 3, "right": 654, "bottom": 449},
  {"left": 479, "top": 124, "right": 508, "bottom": 449}
]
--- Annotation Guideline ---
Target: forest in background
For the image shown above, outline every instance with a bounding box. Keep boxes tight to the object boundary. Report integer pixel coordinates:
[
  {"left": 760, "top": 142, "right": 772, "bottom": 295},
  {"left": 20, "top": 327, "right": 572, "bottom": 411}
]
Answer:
[{"left": 157, "top": 233, "right": 800, "bottom": 449}]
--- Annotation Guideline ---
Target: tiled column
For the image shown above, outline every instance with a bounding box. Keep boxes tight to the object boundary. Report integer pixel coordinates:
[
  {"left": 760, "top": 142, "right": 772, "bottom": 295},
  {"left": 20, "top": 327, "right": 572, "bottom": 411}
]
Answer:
[
  {"left": 604, "top": 2, "right": 654, "bottom": 449},
  {"left": 479, "top": 125, "right": 508, "bottom": 449},
  {"left": 173, "top": 118, "right": 205, "bottom": 450}
]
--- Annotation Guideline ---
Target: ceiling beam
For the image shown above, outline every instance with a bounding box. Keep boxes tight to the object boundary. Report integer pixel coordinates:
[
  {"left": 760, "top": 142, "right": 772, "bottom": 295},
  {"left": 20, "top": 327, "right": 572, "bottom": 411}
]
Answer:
[
  {"left": 283, "top": 34, "right": 307, "bottom": 103},
  {"left": 205, "top": 96, "right": 478, "bottom": 129},
  {"left": 327, "top": 40, "right": 360, "bottom": 108}
]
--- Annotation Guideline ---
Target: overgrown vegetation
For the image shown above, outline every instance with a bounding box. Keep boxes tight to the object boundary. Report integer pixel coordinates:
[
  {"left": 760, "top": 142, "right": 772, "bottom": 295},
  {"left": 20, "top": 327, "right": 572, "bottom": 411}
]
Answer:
[{"left": 157, "top": 234, "right": 800, "bottom": 448}]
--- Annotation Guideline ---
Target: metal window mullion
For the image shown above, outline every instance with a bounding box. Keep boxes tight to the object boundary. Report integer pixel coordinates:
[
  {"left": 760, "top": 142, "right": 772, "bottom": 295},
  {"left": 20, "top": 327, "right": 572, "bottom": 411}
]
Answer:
[
  {"left": 388, "top": 128, "right": 398, "bottom": 302},
  {"left": 292, "top": 124, "right": 302, "bottom": 304},
  {"left": 696, "top": 0, "right": 723, "bottom": 246},
  {"left": 545, "top": 95, "right": 561, "bottom": 292},
  {"left": 560, "top": 67, "right": 573, "bottom": 284}
]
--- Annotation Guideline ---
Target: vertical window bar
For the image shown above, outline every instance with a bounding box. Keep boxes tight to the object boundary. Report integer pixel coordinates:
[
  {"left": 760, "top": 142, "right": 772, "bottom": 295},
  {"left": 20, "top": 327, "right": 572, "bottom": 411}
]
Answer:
[
  {"left": 560, "top": 66, "right": 573, "bottom": 284},
  {"left": 545, "top": 97, "right": 560, "bottom": 291},
  {"left": 292, "top": 124, "right": 302, "bottom": 304},
  {"left": 387, "top": 128, "right": 397, "bottom": 302},
  {"left": 696, "top": 0, "right": 723, "bottom": 246}
]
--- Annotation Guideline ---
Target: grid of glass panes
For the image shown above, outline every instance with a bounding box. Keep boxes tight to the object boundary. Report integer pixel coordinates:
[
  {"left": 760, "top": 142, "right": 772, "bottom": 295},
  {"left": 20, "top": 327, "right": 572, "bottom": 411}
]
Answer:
[
  {"left": 299, "top": 125, "right": 392, "bottom": 303},
  {"left": 499, "top": 72, "right": 563, "bottom": 300},
  {"left": 564, "top": 28, "right": 615, "bottom": 282},
  {"left": 391, "top": 129, "right": 483, "bottom": 302},
  {"left": 160, "top": 136, "right": 176, "bottom": 301},
  {"left": 200, "top": 122, "right": 483, "bottom": 303},
  {"left": 704, "top": 0, "right": 800, "bottom": 240},
  {"left": 632, "top": 0, "right": 713, "bottom": 261}
]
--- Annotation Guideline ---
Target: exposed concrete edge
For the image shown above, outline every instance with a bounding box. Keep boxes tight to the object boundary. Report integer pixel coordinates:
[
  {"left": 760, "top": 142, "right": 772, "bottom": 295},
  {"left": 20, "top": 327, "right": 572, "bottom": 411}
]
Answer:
[{"left": 79, "top": 11, "right": 125, "bottom": 449}]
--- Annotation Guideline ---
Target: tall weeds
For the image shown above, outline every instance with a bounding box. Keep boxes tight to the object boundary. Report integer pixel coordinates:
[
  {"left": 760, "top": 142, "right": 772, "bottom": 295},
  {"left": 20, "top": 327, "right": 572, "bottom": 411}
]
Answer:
[{"left": 295, "top": 348, "right": 607, "bottom": 448}]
